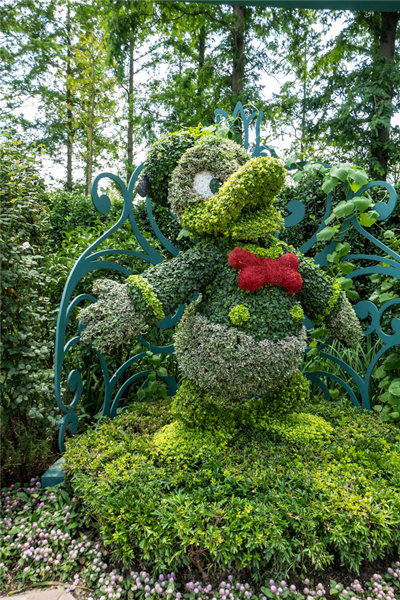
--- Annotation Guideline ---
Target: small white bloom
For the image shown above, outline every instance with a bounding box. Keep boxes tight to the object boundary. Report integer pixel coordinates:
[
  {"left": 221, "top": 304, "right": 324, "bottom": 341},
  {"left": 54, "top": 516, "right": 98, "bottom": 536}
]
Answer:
[{"left": 21, "top": 241, "right": 32, "bottom": 250}]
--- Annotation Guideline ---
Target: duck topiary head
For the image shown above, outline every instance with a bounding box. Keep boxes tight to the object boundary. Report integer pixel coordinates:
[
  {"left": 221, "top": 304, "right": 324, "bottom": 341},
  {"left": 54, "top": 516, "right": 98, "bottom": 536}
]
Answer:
[
  {"left": 136, "top": 127, "right": 217, "bottom": 206},
  {"left": 167, "top": 137, "right": 286, "bottom": 242}
]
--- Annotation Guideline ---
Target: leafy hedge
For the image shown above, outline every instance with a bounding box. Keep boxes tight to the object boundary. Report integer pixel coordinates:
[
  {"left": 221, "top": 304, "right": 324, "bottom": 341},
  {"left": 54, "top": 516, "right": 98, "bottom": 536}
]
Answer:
[
  {"left": 44, "top": 190, "right": 122, "bottom": 249},
  {"left": 0, "top": 140, "right": 57, "bottom": 483}
]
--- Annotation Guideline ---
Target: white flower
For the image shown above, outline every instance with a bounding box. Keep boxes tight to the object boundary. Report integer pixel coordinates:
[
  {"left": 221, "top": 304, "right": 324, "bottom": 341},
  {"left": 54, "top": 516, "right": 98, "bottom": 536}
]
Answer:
[{"left": 21, "top": 241, "right": 32, "bottom": 250}]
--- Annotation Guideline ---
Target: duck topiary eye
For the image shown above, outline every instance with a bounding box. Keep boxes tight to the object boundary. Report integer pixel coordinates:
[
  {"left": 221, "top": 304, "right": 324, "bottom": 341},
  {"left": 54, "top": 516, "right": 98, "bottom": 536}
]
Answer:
[{"left": 193, "top": 172, "right": 223, "bottom": 198}]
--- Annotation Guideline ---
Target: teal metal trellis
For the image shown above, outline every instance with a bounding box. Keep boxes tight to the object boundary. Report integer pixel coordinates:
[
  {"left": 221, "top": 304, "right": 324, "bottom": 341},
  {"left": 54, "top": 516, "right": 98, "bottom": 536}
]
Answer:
[
  {"left": 159, "top": 1, "right": 400, "bottom": 12},
  {"left": 43, "top": 102, "right": 400, "bottom": 486}
]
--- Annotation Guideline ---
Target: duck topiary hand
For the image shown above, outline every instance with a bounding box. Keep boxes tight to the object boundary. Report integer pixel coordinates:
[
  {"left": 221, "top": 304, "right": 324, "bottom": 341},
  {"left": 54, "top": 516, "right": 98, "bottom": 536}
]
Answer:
[
  {"left": 79, "top": 279, "right": 146, "bottom": 353},
  {"left": 325, "top": 292, "right": 364, "bottom": 349}
]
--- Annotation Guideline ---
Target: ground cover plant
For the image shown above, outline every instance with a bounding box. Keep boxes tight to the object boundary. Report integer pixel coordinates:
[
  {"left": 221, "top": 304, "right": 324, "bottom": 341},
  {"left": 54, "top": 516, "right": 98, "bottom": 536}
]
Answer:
[
  {"left": 1, "top": 470, "right": 400, "bottom": 600},
  {"left": 62, "top": 396, "right": 400, "bottom": 585}
]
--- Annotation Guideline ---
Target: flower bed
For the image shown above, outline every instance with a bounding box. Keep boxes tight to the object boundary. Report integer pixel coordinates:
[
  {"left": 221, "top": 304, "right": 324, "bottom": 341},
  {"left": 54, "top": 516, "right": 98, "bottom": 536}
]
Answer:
[{"left": 0, "top": 475, "right": 399, "bottom": 600}]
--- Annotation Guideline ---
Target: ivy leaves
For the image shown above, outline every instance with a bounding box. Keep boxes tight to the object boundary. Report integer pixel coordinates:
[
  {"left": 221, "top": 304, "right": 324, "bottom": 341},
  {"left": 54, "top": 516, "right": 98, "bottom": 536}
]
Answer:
[
  {"left": 321, "top": 164, "right": 369, "bottom": 194},
  {"left": 318, "top": 195, "right": 378, "bottom": 240},
  {"left": 290, "top": 160, "right": 378, "bottom": 243}
]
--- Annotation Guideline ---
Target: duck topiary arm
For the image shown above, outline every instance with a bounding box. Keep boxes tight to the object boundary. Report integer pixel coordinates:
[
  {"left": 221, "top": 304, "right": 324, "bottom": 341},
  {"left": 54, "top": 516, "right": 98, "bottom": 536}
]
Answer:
[
  {"left": 136, "top": 243, "right": 218, "bottom": 317},
  {"left": 295, "top": 254, "right": 363, "bottom": 348},
  {"left": 79, "top": 279, "right": 148, "bottom": 353},
  {"left": 79, "top": 244, "right": 217, "bottom": 352}
]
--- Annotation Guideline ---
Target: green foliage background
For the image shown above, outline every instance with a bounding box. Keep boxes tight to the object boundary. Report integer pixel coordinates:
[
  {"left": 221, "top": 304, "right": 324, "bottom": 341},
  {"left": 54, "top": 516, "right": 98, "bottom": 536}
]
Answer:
[
  {"left": 0, "top": 139, "right": 176, "bottom": 484},
  {"left": 0, "top": 3, "right": 398, "bottom": 184},
  {"left": 0, "top": 140, "right": 57, "bottom": 482}
]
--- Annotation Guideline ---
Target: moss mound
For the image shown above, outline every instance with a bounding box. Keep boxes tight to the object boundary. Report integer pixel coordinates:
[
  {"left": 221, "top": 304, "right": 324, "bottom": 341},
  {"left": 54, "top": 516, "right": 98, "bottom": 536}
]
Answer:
[{"left": 64, "top": 398, "right": 400, "bottom": 581}]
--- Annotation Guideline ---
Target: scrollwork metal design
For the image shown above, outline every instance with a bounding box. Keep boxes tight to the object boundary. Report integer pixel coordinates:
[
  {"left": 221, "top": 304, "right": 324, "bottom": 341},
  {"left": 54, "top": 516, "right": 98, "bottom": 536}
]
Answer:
[
  {"left": 298, "top": 177, "right": 399, "bottom": 407},
  {"left": 54, "top": 166, "right": 180, "bottom": 451},
  {"left": 215, "top": 101, "right": 277, "bottom": 159}
]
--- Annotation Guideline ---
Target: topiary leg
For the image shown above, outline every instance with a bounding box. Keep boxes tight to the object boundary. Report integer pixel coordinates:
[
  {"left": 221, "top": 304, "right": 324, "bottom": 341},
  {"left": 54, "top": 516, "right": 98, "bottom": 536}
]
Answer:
[
  {"left": 265, "top": 370, "right": 310, "bottom": 416},
  {"left": 239, "top": 370, "right": 310, "bottom": 427},
  {"left": 154, "top": 378, "right": 237, "bottom": 461},
  {"left": 239, "top": 371, "right": 333, "bottom": 442},
  {"left": 171, "top": 378, "right": 236, "bottom": 430}
]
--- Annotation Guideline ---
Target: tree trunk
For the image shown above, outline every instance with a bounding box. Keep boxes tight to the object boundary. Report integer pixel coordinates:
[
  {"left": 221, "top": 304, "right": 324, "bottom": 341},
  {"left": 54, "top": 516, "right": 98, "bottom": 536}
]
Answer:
[
  {"left": 370, "top": 12, "right": 399, "bottom": 180},
  {"left": 127, "top": 38, "right": 134, "bottom": 183},
  {"left": 66, "top": 0, "right": 73, "bottom": 191},
  {"left": 86, "top": 32, "right": 95, "bottom": 196},
  {"left": 231, "top": 5, "right": 246, "bottom": 143},
  {"left": 197, "top": 24, "right": 206, "bottom": 97},
  {"left": 231, "top": 5, "right": 245, "bottom": 101},
  {"left": 300, "top": 32, "right": 308, "bottom": 155}
]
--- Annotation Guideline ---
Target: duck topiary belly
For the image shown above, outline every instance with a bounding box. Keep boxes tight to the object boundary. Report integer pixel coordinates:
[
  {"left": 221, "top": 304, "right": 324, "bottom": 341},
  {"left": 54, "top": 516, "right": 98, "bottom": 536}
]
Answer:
[
  {"left": 200, "top": 269, "right": 305, "bottom": 343},
  {"left": 174, "top": 306, "right": 308, "bottom": 399}
]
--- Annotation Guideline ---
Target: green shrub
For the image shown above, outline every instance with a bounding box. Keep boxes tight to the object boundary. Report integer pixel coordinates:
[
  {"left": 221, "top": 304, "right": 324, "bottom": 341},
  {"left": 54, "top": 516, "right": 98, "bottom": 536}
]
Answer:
[
  {"left": 0, "top": 139, "right": 57, "bottom": 484},
  {"left": 45, "top": 190, "right": 123, "bottom": 249},
  {"left": 64, "top": 397, "right": 400, "bottom": 580}
]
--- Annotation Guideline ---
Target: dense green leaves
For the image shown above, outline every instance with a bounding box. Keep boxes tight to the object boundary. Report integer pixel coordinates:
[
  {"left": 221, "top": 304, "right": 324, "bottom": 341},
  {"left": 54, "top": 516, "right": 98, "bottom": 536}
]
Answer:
[
  {"left": 300, "top": 12, "right": 400, "bottom": 179},
  {"left": 0, "top": 140, "right": 57, "bottom": 483}
]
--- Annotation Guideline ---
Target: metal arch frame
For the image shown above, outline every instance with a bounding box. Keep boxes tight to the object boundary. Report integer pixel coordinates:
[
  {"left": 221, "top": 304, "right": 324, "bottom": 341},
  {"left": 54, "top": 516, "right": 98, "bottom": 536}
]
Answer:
[
  {"left": 46, "top": 101, "right": 400, "bottom": 487},
  {"left": 159, "top": 1, "right": 400, "bottom": 11}
]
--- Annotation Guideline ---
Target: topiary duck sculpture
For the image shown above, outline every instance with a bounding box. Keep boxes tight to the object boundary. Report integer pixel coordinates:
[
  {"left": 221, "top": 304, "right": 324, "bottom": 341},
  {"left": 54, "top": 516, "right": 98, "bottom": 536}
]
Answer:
[{"left": 80, "top": 135, "right": 363, "bottom": 444}]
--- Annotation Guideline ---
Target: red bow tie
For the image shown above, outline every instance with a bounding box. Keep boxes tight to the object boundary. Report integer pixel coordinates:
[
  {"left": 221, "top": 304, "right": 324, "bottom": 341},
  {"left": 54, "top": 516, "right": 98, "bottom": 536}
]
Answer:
[{"left": 228, "top": 247, "right": 303, "bottom": 294}]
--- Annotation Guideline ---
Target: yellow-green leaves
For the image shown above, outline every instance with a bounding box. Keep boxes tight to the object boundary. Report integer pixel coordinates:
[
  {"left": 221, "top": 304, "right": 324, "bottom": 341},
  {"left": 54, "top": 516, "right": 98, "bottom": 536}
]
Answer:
[
  {"left": 126, "top": 275, "right": 165, "bottom": 323},
  {"left": 169, "top": 137, "right": 249, "bottom": 217},
  {"left": 289, "top": 305, "right": 304, "bottom": 323},
  {"left": 359, "top": 210, "right": 379, "bottom": 227},
  {"left": 228, "top": 304, "right": 250, "bottom": 326}
]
